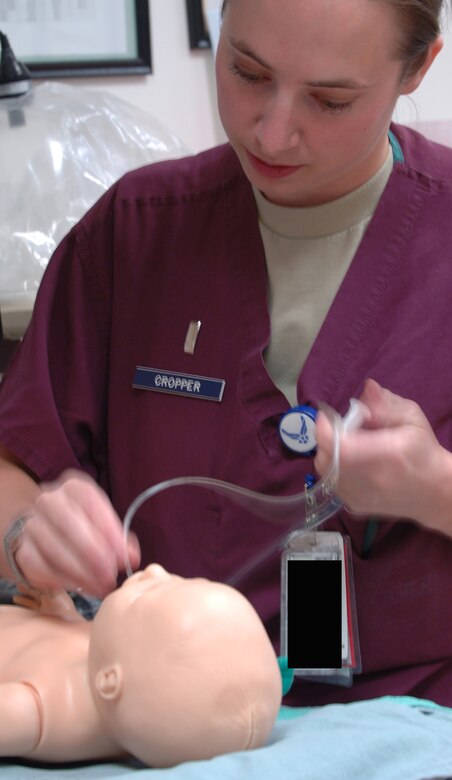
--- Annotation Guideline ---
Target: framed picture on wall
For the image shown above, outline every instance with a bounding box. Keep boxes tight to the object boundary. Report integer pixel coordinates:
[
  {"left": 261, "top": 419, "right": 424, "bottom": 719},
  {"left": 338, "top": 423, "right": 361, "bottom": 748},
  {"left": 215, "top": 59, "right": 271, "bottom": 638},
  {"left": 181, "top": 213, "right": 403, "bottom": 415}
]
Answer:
[
  {"left": 0, "top": 0, "right": 152, "bottom": 78},
  {"left": 185, "top": 0, "right": 211, "bottom": 49}
]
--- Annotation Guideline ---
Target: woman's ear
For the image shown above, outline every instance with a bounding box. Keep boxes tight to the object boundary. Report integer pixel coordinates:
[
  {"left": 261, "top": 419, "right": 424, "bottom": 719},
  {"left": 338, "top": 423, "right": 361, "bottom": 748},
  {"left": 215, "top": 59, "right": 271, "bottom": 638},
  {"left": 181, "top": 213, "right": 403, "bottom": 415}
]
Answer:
[
  {"left": 95, "top": 663, "right": 123, "bottom": 701},
  {"left": 400, "top": 35, "right": 444, "bottom": 95}
]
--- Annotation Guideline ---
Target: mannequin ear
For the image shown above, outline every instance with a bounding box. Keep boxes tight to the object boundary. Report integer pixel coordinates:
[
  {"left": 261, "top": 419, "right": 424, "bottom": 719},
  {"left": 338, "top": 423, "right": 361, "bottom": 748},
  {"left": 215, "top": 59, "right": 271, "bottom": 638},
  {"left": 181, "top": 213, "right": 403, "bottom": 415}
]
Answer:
[
  {"left": 400, "top": 35, "right": 444, "bottom": 95},
  {"left": 95, "top": 664, "right": 123, "bottom": 701}
]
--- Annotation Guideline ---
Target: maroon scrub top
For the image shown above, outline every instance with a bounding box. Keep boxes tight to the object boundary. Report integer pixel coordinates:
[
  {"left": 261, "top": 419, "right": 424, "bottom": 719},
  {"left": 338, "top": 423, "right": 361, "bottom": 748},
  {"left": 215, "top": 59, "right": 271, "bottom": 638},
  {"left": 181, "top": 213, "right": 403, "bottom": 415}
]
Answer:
[{"left": 1, "top": 124, "right": 452, "bottom": 707}]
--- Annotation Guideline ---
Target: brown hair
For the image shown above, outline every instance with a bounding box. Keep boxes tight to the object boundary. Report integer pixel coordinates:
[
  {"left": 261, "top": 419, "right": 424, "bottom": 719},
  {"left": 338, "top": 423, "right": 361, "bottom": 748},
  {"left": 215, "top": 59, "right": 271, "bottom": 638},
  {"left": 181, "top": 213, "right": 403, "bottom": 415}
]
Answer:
[
  {"left": 219, "top": 0, "right": 446, "bottom": 77},
  {"left": 378, "top": 0, "right": 445, "bottom": 77}
]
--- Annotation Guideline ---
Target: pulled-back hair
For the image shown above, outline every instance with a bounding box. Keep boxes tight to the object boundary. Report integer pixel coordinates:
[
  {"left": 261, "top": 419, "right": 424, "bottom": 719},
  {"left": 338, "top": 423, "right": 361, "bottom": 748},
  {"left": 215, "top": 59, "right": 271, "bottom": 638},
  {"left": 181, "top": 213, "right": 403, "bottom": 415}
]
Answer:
[
  {"left": 379, "top": 0, "right": 445, "bottom": 76},
  {"left": 220, "top": 0, "right": 446, "bottom": 77}
]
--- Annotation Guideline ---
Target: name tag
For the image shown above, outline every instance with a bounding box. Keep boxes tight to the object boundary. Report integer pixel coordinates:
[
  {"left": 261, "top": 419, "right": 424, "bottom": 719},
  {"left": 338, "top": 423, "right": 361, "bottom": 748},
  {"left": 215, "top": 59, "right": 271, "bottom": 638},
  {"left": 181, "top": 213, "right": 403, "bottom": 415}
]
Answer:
[{"left": 133, "top": 366, "right": 225, "bottom": 402}]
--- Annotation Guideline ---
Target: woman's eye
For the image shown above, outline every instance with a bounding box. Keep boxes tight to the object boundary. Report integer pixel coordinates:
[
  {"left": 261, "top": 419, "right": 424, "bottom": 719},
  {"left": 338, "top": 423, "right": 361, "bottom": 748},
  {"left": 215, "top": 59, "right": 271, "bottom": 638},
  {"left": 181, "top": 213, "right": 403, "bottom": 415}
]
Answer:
[
  {"left": 315, "top": 96, "right": 353, "bottom": 114},
  {"left": 229, "top": 63, "right": 266, "bottom": 84}
]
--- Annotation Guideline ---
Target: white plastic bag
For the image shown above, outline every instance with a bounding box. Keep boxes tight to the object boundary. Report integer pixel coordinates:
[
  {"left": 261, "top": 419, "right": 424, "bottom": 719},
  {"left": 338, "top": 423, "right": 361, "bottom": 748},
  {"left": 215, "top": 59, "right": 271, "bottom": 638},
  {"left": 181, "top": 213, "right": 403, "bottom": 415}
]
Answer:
[{"left": 0, "top": 81, "right": 189, "bottom": 306}]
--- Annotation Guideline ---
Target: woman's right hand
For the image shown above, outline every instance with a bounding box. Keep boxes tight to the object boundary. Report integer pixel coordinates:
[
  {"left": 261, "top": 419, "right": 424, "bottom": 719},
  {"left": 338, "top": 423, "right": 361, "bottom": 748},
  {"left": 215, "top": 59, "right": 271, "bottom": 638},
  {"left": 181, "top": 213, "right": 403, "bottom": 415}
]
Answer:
[{"left": 8, "top": 469, "right": 141, "bottom": 598}]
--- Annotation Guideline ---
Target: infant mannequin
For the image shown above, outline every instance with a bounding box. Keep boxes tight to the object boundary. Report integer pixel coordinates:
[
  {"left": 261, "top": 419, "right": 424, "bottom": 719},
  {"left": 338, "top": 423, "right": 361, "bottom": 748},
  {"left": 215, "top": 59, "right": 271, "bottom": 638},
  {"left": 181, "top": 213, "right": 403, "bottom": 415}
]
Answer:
[{"left": 0, "top": 564, "right": 282, "bottom": 767}]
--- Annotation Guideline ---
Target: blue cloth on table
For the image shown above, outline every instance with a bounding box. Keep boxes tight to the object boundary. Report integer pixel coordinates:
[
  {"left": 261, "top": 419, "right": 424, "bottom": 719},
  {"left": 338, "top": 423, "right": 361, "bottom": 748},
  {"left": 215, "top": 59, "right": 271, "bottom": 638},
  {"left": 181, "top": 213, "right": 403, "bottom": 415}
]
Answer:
[{"left": 2, "top": 696, "right": 452, "bottom": 780}]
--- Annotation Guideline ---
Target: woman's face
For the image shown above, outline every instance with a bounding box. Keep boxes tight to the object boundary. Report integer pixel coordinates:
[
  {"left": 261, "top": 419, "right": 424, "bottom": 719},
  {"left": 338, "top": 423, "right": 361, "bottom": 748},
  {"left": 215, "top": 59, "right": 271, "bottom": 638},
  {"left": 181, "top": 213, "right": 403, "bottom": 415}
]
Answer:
[{"left": 216, "top": 0, "right": 422, "bottom": 206}]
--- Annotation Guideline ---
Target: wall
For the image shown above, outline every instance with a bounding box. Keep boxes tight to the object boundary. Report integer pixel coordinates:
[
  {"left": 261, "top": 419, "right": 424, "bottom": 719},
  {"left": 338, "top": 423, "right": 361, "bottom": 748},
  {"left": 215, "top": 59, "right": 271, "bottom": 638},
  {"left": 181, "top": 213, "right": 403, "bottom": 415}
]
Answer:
[
  {"left": 29, "top": 1, "right": 452, "bottom": 155},
  {"left": 32, "top": 1, "right": 226, "bottom": 155}
]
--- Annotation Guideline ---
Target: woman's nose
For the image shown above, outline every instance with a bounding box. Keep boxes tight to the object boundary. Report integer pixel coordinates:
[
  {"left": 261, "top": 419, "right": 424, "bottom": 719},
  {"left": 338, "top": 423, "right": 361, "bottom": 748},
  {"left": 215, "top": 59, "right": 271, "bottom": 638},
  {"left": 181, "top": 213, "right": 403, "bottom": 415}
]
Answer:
[{"left": 255, "top": 94, "right": 301, "bottom": 157}]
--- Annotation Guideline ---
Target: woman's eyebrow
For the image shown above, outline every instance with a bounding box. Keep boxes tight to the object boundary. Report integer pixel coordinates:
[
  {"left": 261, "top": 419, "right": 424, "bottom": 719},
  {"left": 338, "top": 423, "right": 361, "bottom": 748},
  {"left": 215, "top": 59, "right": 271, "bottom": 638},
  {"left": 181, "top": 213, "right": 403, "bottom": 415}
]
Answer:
[
  {"left": 228, "top": 37, "right": 370, "bottom": 90},
  {"left": 228, "top": 36, "right": 271, "bottom": 68}
]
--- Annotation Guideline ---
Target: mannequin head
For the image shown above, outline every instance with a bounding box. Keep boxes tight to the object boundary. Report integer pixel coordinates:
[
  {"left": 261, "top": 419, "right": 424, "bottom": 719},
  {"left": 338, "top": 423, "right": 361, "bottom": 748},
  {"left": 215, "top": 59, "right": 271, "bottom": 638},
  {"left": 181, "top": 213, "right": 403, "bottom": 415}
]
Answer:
[{"left": 88, "top": 564, "right": 282, "bottom": 767}]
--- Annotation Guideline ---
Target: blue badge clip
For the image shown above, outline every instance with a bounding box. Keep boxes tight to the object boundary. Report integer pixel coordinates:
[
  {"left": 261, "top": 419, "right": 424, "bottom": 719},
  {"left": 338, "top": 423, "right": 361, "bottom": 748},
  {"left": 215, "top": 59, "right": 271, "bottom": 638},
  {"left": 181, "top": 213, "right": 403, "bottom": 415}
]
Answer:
[{"left": 279, "top": 405, "right": 317, "bottom": 455}]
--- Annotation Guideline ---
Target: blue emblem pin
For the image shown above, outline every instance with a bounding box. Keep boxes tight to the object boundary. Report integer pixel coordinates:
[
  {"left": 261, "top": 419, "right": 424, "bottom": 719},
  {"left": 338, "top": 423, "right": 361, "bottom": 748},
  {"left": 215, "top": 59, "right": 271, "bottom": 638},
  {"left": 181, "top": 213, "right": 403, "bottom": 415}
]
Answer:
[{"left": 279, "top": 405, "right": 317, "bottom": 455}]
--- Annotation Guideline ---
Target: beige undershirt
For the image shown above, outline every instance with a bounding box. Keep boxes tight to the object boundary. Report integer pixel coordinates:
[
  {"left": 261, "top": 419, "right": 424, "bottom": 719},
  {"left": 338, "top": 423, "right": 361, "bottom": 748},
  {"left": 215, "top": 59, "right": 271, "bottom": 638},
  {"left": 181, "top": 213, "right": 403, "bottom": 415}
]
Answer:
[{"left": 254, "top": 147, "right": 393, "bottom": 407}]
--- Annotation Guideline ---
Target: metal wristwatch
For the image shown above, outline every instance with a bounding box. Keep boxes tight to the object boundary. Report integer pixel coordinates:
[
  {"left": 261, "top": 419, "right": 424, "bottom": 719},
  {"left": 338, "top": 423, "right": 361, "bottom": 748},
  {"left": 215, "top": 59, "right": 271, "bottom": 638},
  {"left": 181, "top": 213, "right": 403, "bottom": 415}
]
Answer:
[{"left": 4, "top": 514, "right": 33, "bottom": 589}]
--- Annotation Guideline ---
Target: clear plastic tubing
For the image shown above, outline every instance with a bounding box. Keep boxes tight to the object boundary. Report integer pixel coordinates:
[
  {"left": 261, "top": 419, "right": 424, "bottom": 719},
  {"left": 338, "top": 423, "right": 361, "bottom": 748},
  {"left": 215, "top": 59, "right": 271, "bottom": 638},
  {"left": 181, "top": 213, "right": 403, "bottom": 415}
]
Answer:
[{"left": 123, "top": 400, "right": 366, "bottom": 587}]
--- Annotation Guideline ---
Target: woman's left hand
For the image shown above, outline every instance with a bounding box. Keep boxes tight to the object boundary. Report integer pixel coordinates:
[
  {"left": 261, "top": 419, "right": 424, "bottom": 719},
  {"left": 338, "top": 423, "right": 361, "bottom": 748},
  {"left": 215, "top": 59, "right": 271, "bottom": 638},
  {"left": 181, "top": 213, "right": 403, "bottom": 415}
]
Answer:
[{"left": 314, "top": 379, "right": 452, "bottom": 535}]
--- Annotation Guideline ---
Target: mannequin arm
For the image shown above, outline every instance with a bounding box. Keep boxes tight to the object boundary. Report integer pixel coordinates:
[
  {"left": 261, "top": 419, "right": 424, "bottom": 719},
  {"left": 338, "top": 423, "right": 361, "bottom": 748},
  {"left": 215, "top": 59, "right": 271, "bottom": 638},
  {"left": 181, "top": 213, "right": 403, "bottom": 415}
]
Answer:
[
  {"left": 0, "top": 682, "right": 40, "bottom": 757},
  {"left": 12, "top": 587, "right": 85, "bottom": 623}
]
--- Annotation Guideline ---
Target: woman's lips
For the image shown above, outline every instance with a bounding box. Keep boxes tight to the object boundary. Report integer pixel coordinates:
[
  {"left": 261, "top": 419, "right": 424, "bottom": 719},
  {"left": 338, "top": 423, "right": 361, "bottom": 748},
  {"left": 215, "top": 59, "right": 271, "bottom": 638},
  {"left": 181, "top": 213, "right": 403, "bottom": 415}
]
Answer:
[{"left": 246, "top": 150, "right": 303, "bottom": 179}]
